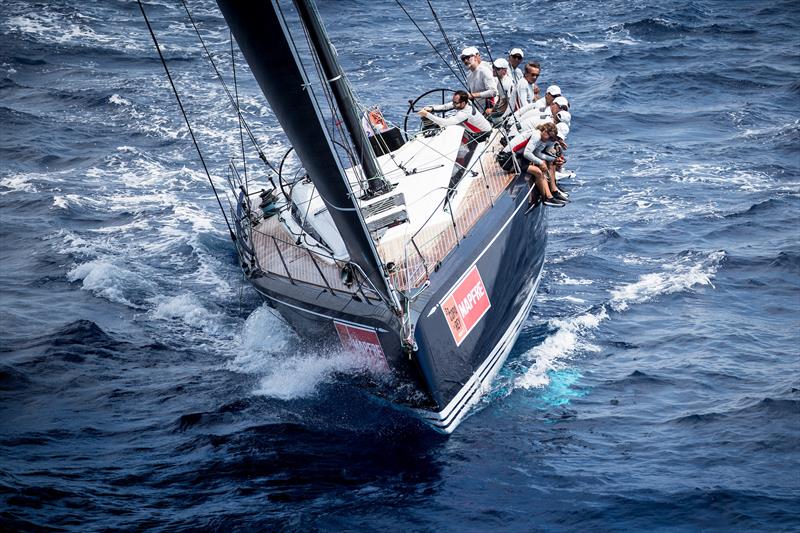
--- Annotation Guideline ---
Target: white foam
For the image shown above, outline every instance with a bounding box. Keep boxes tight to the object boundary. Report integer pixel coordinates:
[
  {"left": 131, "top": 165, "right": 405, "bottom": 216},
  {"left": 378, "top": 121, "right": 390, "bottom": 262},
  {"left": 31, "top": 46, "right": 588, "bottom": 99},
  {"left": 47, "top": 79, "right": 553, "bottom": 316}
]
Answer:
[
  {"left": 609, "top": 251, "right": 725, "bottom": 312},
  {"left": 226, "top": 304, "right": 390, "bottom": 400},
  {"left": 559, "top": 276, "right": 594, "bottom": 285},
  {"left": 253, "top": 351, "right": 364, "bottom": 400},
  {"left": 151, "top": 294, "right": 220, "bottom": 332},
  {"left": 67, "top": 259, "right": 151, "bottom": 307},
  {"left": 109, "top": 94, "right": 131, "bottom": 106},
  {"left": 515, "top": 307, "right": 608, "bottom": 390},
  {"left": 237, "top": 304, "right": 297, "bottom": 360},
  {"left": 0, "top": 173, "right": 38, "bottom": 194},
  {"left": 52, "top": 196, "right": 69, "bottom": 209}
]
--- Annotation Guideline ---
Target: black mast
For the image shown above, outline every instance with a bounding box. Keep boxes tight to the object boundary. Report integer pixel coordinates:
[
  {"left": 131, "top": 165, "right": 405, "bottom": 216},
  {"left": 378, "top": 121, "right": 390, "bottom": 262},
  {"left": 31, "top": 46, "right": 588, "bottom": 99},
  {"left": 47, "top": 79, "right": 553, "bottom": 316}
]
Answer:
[
  {"left": 217, "top": 0, "right": 395, "bottom": 305},
  {"left": 292, "top": 0, "right": 388, "bottom": 196}
]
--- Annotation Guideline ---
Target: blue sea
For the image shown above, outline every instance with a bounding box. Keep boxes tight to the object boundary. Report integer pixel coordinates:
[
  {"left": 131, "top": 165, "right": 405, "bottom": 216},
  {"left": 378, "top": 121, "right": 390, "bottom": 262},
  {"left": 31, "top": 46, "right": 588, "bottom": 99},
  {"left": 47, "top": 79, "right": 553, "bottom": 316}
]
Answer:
[{"left": 1, "top": 0, "right": 798, "bottom": 530}]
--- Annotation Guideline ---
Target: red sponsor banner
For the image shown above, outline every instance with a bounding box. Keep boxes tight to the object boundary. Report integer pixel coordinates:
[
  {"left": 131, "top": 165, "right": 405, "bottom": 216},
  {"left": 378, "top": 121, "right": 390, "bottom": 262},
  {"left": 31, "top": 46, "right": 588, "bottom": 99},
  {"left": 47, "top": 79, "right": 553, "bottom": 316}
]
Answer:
[
  {"left": 334, "top": 321, "right": 389, "bottom": 371},
  {"left": 440, "top": 265, "right": 491, "bottom": 346}
]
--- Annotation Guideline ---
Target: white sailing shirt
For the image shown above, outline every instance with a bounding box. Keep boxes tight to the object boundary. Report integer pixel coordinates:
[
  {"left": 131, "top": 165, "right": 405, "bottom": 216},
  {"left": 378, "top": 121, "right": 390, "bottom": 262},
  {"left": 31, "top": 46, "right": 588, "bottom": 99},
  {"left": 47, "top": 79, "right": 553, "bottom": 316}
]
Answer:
[
  {"left": 512, "top": 77, "right": 536, "bottom": 112},
  {"left": 466, "top": 62, "right": 498, "bottom": 114},
  {"left": 428, "top": 102, "right": 492, "bottom": 133}
]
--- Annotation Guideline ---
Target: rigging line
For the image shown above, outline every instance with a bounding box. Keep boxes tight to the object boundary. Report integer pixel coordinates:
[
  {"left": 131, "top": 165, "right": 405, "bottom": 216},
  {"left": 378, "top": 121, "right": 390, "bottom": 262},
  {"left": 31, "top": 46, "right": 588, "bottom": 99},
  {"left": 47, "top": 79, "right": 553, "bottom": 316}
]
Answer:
[
  {"left": 179, "top": 0, "right": 278, "bottom": 177},
  {"left": 284, "top": 0, "right": 362, "bottom": 186},
  {"left": 137, "top": 0, "right": 236, "bottom": 242},
  {"left": 426, "top": 1, "right": 468, "bottom": 85},
  {"left": 466, "top": 0, "right": 495, "bottom": 67},
  {"left": 394, "top": 0, "right": 468, "bottom": 92},
  {"left": 230, "top": 30, "right": 249, "bottom": 195},
  {"left": 294, "top": 8, "right": 369, "bottom": 197}
]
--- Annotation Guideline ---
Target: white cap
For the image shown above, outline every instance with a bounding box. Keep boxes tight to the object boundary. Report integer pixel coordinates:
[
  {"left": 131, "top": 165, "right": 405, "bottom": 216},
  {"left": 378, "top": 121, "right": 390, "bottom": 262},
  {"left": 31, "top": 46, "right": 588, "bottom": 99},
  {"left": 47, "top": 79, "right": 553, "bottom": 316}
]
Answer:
[
  {"left": 461, "top": 46, "right": 479, "bottom": 58},
  {"left": 546, "top": 85, "right": 561, "bottom": 97},
  {"left": 557, "top": 110, "right": 571, "bottom": 124},
  {"left": 557, "top": 122, "right": 570, "bottom": 140},
  {"left": 508, "top": 47, "right": 524, "bottom": 58},
  {"left": 554, "top": 96, "right": 569, "bottom": 108},
  {"left": 493, "top": 58, "right": 509, "bottom": 69}
]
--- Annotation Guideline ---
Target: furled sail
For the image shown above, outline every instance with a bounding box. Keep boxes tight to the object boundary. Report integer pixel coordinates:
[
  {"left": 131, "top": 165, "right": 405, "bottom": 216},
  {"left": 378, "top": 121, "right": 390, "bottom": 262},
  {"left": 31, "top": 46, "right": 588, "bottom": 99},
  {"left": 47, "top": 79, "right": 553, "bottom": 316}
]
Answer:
[{"left": 217, "top": 0, "right": 395, "bottom": 305}]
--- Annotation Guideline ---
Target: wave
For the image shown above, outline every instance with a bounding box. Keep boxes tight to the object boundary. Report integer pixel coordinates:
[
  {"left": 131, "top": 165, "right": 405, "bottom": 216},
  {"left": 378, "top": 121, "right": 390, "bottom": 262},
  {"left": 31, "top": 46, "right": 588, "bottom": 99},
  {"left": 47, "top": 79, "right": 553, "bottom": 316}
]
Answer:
[
  {"left": 67, "top": 259, "right": 154, "bottom": 308},
  {"left": 508, "top": 249, "right": 726, "bottom": 399},
  {"left": 0, "top": 365, "right": 31, "bottom": 391},
  {"left": 609, "top": 251, "right": 724, "bottom": 312},
  {"left": 617, "top": 18, "right": 690, "bottom": 40},
  {"left": 671, "top": 397, "right": 800, "bottom": 426}
]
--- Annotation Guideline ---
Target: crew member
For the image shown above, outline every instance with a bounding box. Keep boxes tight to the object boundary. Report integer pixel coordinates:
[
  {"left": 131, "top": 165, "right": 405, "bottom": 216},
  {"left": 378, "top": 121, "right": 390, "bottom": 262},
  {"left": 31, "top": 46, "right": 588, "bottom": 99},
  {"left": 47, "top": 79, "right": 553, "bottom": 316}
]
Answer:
[
  {"left": 508, "top": 47, "right": 524, "bottom": 84},
  {"left": 460, "top": 46, "right": 497, "bottom": 115},
  {"left": 418, "top": 89, "right": 492, "bottom": 142},
  {"left": 512, "top": 62, "right": 541, "bottom": 113}
]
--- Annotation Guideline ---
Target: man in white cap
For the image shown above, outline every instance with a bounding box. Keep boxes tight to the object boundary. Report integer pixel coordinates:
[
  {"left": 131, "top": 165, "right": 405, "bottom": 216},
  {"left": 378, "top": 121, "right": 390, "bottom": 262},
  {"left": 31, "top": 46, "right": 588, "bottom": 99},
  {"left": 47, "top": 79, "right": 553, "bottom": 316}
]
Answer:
[
  {"left": 489, "top": 57, "right": 514, "bottom": 119},
  {"left": 508, "top": 48, "right": 524, "bottom": 84},
  {"left": 460, "top": 46, "right": 497, "bottom": 115},
  {"left": 534, "top": 85, "right": 561, "bottom": 114},
  {"left": 514, "top": 84, "right": 561, "bottom": 125}
]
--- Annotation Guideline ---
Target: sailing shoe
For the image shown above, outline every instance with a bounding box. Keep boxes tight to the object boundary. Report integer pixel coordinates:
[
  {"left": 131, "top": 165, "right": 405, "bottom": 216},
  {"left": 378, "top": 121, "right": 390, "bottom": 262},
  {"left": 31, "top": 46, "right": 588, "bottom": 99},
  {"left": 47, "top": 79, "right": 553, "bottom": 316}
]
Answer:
[
  {"left": 556, "top": 169, "right": 575, "bottom": 180},
  {"left": 543, "top": 197, "right": 566, "bottom": 207},
  {"left": 553, "top": 190, "right": 570, "bottom": 202}
]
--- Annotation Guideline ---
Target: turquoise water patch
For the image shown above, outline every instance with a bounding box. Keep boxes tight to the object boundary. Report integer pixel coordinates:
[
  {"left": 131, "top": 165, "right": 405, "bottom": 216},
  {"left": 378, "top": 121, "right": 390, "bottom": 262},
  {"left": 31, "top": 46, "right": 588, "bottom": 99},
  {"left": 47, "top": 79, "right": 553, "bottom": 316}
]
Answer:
[{"left": 538, "top": 368, "right": 588, "bottom": 408}]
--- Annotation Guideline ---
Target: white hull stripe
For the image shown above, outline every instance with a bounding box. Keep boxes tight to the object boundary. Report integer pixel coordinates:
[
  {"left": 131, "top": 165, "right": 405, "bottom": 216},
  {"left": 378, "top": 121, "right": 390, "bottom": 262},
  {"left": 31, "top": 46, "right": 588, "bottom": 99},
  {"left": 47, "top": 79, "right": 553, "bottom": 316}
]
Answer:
[{"left": 252, "top": 286, "right": 389, "bottom": 332}]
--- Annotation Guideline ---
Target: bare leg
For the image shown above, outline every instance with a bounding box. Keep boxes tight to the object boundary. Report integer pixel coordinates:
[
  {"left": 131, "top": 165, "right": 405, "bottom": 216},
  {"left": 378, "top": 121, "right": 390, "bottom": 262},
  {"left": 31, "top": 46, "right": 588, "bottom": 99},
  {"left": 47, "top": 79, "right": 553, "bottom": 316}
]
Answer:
[{"left": 528, "top": 164, "right": 553, "bottom": 200}]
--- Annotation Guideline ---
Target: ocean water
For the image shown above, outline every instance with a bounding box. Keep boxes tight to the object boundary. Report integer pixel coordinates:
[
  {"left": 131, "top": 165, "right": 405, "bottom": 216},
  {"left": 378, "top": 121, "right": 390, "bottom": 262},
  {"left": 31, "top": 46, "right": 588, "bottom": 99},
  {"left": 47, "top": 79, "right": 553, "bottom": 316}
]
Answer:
[{"left": 1, "top": 0, "right": 798, "bottom": 530}]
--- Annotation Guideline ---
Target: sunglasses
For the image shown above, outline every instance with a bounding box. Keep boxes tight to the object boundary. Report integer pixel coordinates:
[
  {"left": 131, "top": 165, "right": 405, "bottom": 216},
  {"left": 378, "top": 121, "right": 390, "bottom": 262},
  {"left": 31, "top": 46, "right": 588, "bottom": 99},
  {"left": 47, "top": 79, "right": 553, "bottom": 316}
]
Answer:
[
  {"left": 460, "top": 55, "right": 474, "bottom": 62},
  {"left": 510, "top": 54, "right": 523, "bottom": 59}
]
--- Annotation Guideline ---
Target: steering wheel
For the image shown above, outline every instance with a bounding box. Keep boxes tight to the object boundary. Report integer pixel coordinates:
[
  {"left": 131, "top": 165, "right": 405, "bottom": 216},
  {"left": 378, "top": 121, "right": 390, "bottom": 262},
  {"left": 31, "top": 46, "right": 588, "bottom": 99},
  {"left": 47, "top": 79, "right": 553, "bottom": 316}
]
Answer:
[{"left": 402, "top": 88, "right": 455, "bottom": 137}]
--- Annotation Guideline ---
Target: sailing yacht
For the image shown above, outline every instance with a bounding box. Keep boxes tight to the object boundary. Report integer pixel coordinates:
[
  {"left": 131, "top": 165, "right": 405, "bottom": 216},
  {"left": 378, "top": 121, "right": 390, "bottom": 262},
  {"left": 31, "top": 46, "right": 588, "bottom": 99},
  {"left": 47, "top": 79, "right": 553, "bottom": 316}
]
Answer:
[{"left": 217, "top": 0, "right": 547, "bottom": 433}]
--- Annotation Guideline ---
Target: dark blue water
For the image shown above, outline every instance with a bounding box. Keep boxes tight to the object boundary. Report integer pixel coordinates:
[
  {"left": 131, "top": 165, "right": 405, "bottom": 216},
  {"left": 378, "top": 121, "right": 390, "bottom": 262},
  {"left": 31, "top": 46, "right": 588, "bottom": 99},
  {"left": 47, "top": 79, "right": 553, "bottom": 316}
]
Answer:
[{"left": 2, "top": 0, "right": 799, "bottom": 530}]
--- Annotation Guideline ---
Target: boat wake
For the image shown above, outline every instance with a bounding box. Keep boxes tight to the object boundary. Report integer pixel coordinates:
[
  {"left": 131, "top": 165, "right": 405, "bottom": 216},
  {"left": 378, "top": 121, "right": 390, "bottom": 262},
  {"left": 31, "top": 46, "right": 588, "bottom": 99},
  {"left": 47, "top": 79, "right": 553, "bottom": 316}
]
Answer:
[{"left": 486, "top": 250, "right": 726, "bottom": 410}]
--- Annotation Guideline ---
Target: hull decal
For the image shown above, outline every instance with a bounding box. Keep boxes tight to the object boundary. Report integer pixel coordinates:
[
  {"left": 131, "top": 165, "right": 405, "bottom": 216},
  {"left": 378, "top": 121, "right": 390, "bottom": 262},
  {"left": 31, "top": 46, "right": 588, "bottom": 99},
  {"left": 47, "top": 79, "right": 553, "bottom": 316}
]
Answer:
[
  {"left": 440, "top": 265, "right": 491, "bottom": 346},
  {"left": 334, "top": 321, "right": 389, "bottom": 372}
]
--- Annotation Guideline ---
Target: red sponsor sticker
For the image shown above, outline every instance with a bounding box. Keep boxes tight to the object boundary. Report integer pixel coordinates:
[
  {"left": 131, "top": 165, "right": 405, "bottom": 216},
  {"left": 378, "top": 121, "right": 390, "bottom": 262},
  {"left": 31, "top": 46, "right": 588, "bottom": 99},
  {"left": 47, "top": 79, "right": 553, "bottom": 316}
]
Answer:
[
  {"left": 334, "top": 321, "right": 389, "bottom": 371},
  {"left": 440, "top": 265, "right": 491, "bottom": 346}
]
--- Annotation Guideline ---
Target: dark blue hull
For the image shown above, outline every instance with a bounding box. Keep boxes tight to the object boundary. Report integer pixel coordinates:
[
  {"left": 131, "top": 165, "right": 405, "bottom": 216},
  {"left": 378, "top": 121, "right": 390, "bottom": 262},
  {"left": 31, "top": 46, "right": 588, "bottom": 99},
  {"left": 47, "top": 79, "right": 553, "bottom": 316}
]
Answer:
[{"left": 242, "top": 172, "right": 547, "bottom": 432}]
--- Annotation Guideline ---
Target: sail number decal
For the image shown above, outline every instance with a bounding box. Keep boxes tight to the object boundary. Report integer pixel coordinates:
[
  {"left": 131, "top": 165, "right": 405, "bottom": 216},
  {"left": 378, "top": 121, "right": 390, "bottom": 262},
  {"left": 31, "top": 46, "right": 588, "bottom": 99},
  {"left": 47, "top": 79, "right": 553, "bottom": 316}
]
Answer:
[
  {"left": 334, "top": 321, "right": 389, "bottom": 372},
  {"left": 440, "top": 265, "right": 491, "bottom": 346}
]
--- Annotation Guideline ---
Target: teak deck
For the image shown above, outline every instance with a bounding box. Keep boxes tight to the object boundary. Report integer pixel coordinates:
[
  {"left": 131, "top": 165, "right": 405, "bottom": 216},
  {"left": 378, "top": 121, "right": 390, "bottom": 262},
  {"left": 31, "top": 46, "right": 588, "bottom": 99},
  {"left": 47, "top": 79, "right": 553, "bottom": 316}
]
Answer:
[{"left": 249, "top": 134, "right": 516, "bottom": 295}]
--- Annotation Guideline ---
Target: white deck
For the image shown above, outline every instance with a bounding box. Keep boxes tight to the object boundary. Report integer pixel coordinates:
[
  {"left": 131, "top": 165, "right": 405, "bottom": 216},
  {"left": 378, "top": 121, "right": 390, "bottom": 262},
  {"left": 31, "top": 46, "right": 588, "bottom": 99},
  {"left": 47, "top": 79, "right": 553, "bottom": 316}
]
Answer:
[{"left": 249, "top": 126, "right": 517, "bottom": 293}]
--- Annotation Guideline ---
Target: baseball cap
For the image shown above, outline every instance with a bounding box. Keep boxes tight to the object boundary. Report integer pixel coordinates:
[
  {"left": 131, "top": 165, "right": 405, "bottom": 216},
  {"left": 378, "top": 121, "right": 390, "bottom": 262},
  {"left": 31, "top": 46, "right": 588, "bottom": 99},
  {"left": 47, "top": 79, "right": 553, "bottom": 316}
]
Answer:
[
  {"left": 556, "top": 122, "right": 570, "bottom": 140},
  {"left": 546, "top": 85, "right": 561, "bottom": 97},
  {"left": 493, "top": 58, "right": 509, "bottom": 69},
  {"left": 508, "top": 47, "right": 524, "bottom": 58},
  {"left": 556, "top": 110, "right": 571, "bottom": 124},
  {"left": 460, "top": 46, "right": 479, "bottom": 58},
  {"left": 554, "top": 96, "right": 569, "bottom": 108}
]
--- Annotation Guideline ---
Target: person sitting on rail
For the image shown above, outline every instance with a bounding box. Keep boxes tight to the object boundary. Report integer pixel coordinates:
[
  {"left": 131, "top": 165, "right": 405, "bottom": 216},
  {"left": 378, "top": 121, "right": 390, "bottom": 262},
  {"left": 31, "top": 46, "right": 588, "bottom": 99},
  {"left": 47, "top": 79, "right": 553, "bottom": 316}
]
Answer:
[
  {"left": 544, "top": 117, "right": 571, "bottom": 200},
  {"left": 514, "top": 93, "right": 570, "bottom": 134},
  {"left": 460, "top": 46, "right": 497, "bottom": 116},
  {"left": 417, "top": 89, "right": 492, "bottom": 143},
  {"left": 511, "top": 61, "right": 541, "bottom": 113},
  {"left": 499, "top": 122, "right": 565, "bottom": 207},
  {"left": 515, "top": 84, "right": 560, "bottom": 119},
  {"left": 488, "top": 57, "right": 514, "bottom": 123}
]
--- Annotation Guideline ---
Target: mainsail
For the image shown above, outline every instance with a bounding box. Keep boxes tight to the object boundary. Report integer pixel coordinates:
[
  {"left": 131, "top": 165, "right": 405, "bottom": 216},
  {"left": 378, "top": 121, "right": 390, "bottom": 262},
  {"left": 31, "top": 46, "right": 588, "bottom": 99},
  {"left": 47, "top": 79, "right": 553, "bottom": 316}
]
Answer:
[{"left": 217, "top": 0, "right": 395, "bottom": 305}]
